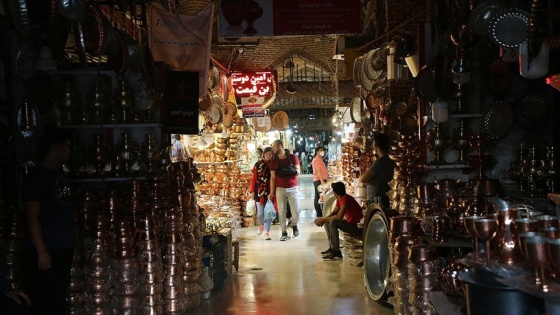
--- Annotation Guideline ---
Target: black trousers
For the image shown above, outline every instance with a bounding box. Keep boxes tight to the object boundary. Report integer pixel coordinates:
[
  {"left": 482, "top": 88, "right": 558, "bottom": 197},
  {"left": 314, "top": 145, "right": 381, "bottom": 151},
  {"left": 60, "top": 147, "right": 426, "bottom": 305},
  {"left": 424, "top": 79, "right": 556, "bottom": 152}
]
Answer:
[
  {"left": 24, "top": 248, "right": 74, "bottom": 315},
  {"left": 0, "top": 295, "right": 30, "bottom": 315},
  {"left": 313, "top": 180, "right": 323, "bottom": 217}
]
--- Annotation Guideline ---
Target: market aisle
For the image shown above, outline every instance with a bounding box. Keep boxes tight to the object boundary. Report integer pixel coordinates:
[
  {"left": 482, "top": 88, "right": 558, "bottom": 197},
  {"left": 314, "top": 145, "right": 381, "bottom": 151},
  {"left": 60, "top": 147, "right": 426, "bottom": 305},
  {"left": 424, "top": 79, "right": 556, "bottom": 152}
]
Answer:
[{"left": 190, "top": 175, "right": 393, "bottom": 315}]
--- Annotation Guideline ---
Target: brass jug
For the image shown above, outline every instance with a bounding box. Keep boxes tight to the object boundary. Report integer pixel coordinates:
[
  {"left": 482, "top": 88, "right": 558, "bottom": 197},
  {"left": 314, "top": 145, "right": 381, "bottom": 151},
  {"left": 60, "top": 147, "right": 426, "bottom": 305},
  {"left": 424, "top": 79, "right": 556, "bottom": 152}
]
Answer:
[{"left": 488, "top": 197, "right": 523, "bottom": 264}]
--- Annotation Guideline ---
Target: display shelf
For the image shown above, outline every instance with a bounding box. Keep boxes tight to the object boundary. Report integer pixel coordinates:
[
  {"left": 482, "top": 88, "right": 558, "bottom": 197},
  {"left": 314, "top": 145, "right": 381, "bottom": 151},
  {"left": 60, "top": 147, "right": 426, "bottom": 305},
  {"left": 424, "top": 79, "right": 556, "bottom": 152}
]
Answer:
[
  {"left": 68, "top": 176, "right": 147, "bottom": 183},
  {"left": 426, "top": 164, "right": 468, "bottom": 170},
  {"left": 194, "top": 159, "right": 242, "bottom": 165},
  {"left": 59, "top": 123, "right": 160, "bottom": 129}
]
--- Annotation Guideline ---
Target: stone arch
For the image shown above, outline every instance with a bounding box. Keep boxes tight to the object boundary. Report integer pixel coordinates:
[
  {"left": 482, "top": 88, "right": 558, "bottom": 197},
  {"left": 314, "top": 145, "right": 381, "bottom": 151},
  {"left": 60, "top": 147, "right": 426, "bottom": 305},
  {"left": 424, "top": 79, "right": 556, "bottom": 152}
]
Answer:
[{"left": 267, "top": 48, "right": 333, "bottom": 75}]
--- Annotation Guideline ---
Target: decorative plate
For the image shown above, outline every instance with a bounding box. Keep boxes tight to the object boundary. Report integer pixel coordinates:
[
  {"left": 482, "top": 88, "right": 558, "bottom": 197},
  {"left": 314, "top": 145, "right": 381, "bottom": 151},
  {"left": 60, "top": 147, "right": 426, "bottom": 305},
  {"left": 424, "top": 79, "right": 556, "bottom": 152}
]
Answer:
[
  {"left": 208, "top": 102, "right": 223, "bottom": 125},
  {"left": 350, "top": 97, "right": 363, "bottom": 124},
  {"left": 482, "top": 101, "right": 513, "bottom": 140},
  {"left": 489, "top": 8, "right": 529, "bottom": 48},
  {"left": 360, "top": 56, "right": 374, "bottom": 91},
  {"left": 414, "top": 66, "right": 438, "bottom": 102},
  {"left": 365, "top": 49, "right": 383, "bottom": 80},
  {"left": 468, "top": 0, "right": 507, "bottom": 36},
  {"left": 353, "top": 56, "right": 364, "bottom": 89},
  {"left": 14, "top": 100, "right": 39, "bottom": 139}
]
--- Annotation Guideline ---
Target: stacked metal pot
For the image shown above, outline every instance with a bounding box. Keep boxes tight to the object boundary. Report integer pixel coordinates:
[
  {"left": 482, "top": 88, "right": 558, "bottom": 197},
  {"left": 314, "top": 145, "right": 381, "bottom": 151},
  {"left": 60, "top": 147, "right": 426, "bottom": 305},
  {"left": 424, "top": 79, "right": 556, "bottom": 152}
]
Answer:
[
  {"left": 83, "top": 210, "right": 112, "bottom": 314},
  {"left": 389, "top": 216, "right": 422, "bottom": 315},
  {"left": 137, "top": 214, "right": 164, "bottom": 314},
  {"left": 407, "top": 244, "right": 440, "bottom": 314},
  {"left": 161, "top": 210, "right": 187, "bottom": 314},
  {"left": 111, "top": 217, "right": 139, "bottom": 315}
]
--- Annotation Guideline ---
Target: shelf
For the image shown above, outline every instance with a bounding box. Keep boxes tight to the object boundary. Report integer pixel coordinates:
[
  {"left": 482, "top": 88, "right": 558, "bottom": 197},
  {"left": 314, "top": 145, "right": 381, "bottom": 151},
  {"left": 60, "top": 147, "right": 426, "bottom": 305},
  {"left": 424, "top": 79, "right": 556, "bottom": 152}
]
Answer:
[
  {"left": 426, "top": 164, "right": 468, "bottom": 170},
  {"left": 68, "top": 176, "right": 147, "bottom": 183},
  {"left": 194, "top": 159, "right": 242, "bottom": 165},
  {"left": 60, "top": 123, "right": 160, "bottom": 129}
]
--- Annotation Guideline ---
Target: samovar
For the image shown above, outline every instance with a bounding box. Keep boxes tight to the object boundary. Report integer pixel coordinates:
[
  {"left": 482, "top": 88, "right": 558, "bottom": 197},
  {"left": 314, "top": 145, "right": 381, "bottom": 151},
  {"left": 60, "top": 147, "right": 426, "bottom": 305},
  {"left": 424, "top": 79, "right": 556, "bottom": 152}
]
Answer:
[{"left": 451, "top": 119, "right": 471, "bottom": 164}]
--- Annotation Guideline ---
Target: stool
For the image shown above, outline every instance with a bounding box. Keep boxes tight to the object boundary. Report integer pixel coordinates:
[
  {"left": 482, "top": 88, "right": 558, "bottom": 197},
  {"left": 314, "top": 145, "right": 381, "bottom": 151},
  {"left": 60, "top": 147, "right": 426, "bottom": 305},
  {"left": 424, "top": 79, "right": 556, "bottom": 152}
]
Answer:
[
  {"left": 341, "top": 228, "right": 364, "bottom": 267},
  {"left": 232, "top": 240, "right": 240, "bottom": 271}
]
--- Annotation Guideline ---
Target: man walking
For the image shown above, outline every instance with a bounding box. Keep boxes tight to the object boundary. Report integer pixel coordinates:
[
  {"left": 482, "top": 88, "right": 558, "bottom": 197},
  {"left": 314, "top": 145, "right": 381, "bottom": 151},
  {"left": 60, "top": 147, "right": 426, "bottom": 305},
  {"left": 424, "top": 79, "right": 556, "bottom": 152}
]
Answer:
[{"left": 268, "top": 140, "right": 301, "bottom": 241}]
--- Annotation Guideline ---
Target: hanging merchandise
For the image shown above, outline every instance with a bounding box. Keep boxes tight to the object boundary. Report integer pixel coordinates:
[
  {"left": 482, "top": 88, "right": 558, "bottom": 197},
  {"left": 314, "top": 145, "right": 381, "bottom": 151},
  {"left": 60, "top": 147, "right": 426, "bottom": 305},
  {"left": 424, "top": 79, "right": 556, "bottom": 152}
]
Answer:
[
  {"left": 519, "top": 41, "right": 549, "bottom": 79},
  {"left": 431, "top": 99, "right": 448, "bottom": 123}
]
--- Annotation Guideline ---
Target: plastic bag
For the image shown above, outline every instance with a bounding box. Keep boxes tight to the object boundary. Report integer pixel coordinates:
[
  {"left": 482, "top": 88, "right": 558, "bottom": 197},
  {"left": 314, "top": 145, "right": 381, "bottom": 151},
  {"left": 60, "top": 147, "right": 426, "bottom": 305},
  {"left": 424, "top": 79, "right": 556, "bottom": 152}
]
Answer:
[
  {"left": 245, "top": 200, "right": 256, "bottom": 216},
  {"left": 264, "top": 200, "right": 276, "bottom": 220}
]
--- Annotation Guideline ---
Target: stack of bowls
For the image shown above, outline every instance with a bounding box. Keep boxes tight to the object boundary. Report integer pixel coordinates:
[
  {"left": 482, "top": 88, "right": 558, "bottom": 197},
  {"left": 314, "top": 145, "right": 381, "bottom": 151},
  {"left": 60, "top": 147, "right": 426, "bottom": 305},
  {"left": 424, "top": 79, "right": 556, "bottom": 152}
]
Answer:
[
  {"left": 83, "top": 211, "right": 112, "bottom": 315},
  {"left": 162, "top": 218, "right": 187, "bottom": 314},
  {"left": 137, "top": 214, "right": 164, "bottom": 314},
  {"left": 407, "top": 244, "right": 440, "bottom": 314},
  {"left": 392, "top": 235, "right": 423, "bottom": 315},
  {"left": 67, "top": 200, "right": 91, "bottom": 315},
  {"left": 111, "top": 218, "right": 139, "bottom": 315}
]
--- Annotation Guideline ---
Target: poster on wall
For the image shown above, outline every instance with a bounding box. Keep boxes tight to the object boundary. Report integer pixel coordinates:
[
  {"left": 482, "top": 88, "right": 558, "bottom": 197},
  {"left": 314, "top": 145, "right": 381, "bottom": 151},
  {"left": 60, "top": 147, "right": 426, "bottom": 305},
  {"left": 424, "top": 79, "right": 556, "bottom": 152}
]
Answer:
[
  {"left": 241, "top": 96, "right": 265, "bottom": 118},
  {"left": 149, "top": 3, "right": 213, "bottom": 98},
  {"left": 164, "top": 70, "right": 199, "bottom": 135},
  {"left": 218, "top": 0, "right": 361, "bottom": 37}
]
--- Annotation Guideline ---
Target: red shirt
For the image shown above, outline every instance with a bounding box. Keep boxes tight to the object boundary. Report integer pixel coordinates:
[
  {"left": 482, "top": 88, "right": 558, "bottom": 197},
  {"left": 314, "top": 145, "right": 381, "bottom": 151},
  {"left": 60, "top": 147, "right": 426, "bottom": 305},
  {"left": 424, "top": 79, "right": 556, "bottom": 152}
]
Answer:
[
  {"left": 336, "top": 194, "right": 363, "bottom": 223},
  {"left": 269, "top": 154, "right": 300, "bottom": 188}
]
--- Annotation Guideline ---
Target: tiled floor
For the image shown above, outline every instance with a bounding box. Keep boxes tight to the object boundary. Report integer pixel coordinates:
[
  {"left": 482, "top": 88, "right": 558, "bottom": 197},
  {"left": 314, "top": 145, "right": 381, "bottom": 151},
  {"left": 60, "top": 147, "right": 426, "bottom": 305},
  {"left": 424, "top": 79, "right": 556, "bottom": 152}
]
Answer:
[{"left": 190, "top": 175, "right": 394, "bottom": 315}]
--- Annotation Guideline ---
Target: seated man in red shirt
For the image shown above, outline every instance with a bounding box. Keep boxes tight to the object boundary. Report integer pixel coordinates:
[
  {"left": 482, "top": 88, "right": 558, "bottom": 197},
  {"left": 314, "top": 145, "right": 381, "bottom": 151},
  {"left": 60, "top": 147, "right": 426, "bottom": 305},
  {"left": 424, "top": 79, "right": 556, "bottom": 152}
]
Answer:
[{"left": 314, "top": 182, "right": 363, "bottom": 259}]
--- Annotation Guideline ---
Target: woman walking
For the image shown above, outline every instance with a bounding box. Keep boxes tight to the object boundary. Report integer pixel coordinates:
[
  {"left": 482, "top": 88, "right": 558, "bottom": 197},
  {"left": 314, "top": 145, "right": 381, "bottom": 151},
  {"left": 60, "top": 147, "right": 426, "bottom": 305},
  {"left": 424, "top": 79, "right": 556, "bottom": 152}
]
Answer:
[{"left": 249, "top": 147, "right": 275, "bottom": 240}]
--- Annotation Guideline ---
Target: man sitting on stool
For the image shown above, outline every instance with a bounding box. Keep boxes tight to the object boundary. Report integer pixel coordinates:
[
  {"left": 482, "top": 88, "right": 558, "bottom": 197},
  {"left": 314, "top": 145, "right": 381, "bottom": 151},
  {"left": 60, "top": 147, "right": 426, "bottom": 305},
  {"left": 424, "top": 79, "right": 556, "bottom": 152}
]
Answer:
[{"left": 314, "top": 182, "right": 363, "bottom": 259}]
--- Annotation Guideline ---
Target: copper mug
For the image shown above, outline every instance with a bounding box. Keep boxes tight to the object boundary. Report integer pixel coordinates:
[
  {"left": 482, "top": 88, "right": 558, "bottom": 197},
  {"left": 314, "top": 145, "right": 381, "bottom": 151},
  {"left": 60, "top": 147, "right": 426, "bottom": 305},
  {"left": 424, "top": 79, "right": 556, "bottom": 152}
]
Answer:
[{"left": 536, "top": 215, "right": 559, "bottom": 229}]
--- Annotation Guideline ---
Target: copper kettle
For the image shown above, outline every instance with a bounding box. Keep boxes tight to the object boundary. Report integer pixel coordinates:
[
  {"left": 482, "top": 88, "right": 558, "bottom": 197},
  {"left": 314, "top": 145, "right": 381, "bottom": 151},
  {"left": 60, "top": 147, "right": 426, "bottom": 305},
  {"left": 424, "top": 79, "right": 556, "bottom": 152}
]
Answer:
[{"left": 488, "top": 197, "right": 523, "bottom": 264}]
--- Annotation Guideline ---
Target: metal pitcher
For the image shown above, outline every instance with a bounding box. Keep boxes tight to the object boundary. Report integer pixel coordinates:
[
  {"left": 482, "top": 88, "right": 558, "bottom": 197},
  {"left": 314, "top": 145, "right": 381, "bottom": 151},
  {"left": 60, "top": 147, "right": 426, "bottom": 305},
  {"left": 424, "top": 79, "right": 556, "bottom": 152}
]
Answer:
[{"left": 488, "top": 197, "right": 524, "bottom": 264}]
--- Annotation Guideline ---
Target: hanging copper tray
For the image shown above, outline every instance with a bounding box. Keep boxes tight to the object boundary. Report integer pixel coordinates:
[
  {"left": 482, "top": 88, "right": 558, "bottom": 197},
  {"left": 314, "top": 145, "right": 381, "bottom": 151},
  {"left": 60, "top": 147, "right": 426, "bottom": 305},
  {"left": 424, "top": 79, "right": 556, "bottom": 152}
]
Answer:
[
  {"left": 208, "top": 102, "right": 223, "bottom": 125},
  {"left": 489, "top": 8, "right": 529, "bottom": 48},
  {"left": 360, "top": 57, "right": 374, "bottom": 91},
  {"left": 365, "top": 49, "right": 383, "bottom": 80},
  {"left": 481, "top": 101, "right": 513, "bottom": 140}
]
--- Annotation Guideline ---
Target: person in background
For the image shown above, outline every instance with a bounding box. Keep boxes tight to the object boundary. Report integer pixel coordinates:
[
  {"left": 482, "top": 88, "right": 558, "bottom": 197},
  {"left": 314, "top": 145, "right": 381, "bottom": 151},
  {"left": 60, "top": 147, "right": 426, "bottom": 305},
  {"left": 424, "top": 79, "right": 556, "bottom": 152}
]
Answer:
[
  {"left": 268, "top": 140, "right": 301, "bottom": 241},
  {"left": 22, "top": 127, "right": 75, "bottom": 315},
  {"left": 1, "top": 257, "right": 31, "bottom": 315},
  {"left": 171, "top": 134, "right": 189, "bottom": 162},
  {"left": 359, "top": 133, "right": 394, "bottom": 207},
  {"left": 312, "top": 147, "right": 328, "bottom": 217},
  {"left": 300, "top": 151, "right": 308, "bottom": 174},
  {"left": 256, "top": 147, "right": 263, "bottom": 159},
  {"left": 249, "top": 147, "right": 274, "bottom": 240},
  {"left": 314, "top": 182, "right": 363, "bottom": 260}
]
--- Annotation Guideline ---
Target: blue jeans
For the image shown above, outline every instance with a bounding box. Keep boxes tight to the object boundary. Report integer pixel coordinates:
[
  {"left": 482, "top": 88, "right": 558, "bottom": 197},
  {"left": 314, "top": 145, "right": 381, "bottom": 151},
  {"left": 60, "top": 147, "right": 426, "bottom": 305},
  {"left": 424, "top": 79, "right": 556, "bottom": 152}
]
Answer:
[{"left": 256, "top": 201, "right": 273, "bottom": 232}]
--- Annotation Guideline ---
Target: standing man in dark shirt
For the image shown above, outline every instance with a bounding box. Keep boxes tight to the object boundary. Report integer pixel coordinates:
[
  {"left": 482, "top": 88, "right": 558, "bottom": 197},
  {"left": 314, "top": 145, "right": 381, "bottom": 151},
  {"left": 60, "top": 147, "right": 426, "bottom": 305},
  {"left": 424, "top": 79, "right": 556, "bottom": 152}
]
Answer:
[
  {"left": 360, "top": 133, "right": 394, "bottom": 207},
  {"left": 22, "top": 127, "right": 75, "bottom": 315}
]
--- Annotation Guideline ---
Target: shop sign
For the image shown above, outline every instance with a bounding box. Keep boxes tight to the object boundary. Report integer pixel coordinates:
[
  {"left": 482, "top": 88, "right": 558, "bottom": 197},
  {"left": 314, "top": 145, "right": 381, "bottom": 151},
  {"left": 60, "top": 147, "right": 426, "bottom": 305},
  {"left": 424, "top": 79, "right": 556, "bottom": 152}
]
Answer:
[
  {"left": 163, "top": 70, "right": 199, "bottom": 134},
  {"left": 219, "top": 0, "right": 361, "bottom": 37},
  {"left": 241, "top": 96, "right": 265, "bottom": 118},
  {"left": 231, "top": 71, "right": 276, "bottom": 99}
]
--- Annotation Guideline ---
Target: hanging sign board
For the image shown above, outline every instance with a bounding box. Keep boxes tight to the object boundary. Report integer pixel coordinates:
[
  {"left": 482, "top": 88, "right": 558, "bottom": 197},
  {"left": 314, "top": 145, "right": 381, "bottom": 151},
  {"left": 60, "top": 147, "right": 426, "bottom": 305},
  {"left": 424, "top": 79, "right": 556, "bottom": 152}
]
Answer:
[
  {"left": 241, "top": 96, "right": 265, "bottom": 118},
  {"left": 149, "top": 3, "right": 214, "bottom": 98},
  {"left": 219, "top": 0, "right": 361, "bottom": 37},
  {"left": 164, "top": 70, "right": 199, "bottom": 134}
]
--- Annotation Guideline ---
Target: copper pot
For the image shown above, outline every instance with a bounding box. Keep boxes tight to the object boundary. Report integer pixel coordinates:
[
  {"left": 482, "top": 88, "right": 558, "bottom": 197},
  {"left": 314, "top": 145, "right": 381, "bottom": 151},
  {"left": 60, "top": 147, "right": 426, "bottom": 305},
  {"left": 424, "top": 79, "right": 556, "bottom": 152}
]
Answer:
[
  {"left": 184, "top": 268, "right": 202, "bottom": 283},
  {"left": 184, "top": 256, "right": 200, "bottom": 271},
  {"left": 185, "top": 244, "right": 199, "bottom": 257},
  {"left": 113, "top": 282, "right": 138, "bottom": 296},
  {"left": 114, "top": 270, "right": 138, "bottom": 283},
  {"left": 67, "top": 293, "right": 83, "bottom": 305},
  {"left": 408, "top": 244, "right": 437, "bottom": 264},
  {"left": 139, "top": 272, "right": 162, "bottom": 284},
  {"left": 163, "top": 264, "right": 184, "bottom": 276},
  {"left": 114, "top": 248, "right": 136, "bottom": 259},
  {"left": 162, "top": 275, "right": 183, "bottom": 287},
  {"left": 86, "top": 292, "right": 110, "bottom": 306},
  {"left": 163, "top": 286, "right": 185, "bottom": 299},
  {"left": 139, "top": 261, "right": 163, "bottom": 274},
  {"left": 390, "top": 216, "right": 420, "bottom": 238},
  {"left": 164, "top": 232, "right": 185, "bottom": 244},
  {"left": 144, "top": 294, "right": 163, "bottom": 306},
  {"left": 138, "top": 250, "right": 161, "bottom": 262},
  {"left": 139, "top": 283, "right": 163, "bottom": 295},
  {"left": 84, "top": 306, "right": 111, "bottom": 315},
  {"left": 164, "top": 298, "right": 186, "bottom": 313},
  {"left": 409, "top": 274, "right": 439, "bottom": 292},
  {"left": 87, "top": 279, "right": 111, "bottom": 292},
  {"left": 86, "top": 266, "right": 110, "bottom": 279},
  {"left": 137, "top": 240, "right": 161, "bottom": 252},
  {"left": 114, "top": 295, "right": 137, "bottom": 309}
]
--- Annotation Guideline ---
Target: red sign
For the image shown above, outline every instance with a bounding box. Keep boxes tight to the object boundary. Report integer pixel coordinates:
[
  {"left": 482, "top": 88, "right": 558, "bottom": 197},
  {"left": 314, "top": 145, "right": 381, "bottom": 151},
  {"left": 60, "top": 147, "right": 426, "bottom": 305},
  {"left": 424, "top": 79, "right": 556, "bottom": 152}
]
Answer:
[{"left": 231, "top": 71, "right": 276, "bottom": 99}]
